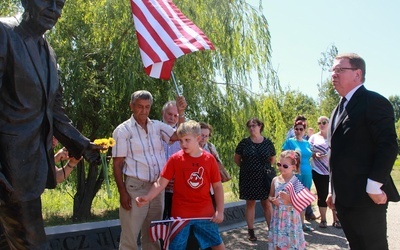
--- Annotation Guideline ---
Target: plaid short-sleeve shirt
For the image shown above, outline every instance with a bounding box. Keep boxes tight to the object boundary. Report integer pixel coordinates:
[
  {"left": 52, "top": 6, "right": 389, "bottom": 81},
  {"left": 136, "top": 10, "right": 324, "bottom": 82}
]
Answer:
[{"left": 112, "top": 116, "right": 175, "bottom": 182}]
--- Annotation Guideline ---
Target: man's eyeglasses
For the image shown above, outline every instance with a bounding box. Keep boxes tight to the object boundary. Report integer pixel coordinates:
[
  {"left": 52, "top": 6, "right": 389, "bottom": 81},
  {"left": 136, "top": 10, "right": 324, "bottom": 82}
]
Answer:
[
  {"left": 318, "top": 121, "right": 328, "bottom": 125},
  {"left": 329, "top": 67, "right": 358, "bottom": 74},
  {"left": 247, "top": 124, "right": 258, "bottom": 129},
  {"left": 277, "top": 162, "right": 289, "bottom": 169},
  {"left": 294, "top": 128, "right": 304, "bottom": 131}
]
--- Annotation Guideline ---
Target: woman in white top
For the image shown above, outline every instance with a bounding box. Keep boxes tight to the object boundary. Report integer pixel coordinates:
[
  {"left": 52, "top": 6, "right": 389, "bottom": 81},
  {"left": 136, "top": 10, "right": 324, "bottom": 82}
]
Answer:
[{"left": 309, "top": 116, "right": 341, "bottom": 229}]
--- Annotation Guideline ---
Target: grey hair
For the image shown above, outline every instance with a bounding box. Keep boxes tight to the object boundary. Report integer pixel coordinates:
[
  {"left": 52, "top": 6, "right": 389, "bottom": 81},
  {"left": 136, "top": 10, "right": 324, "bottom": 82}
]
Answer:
[
  {"left": 130, "top": 90, "right": 153, "bottom": 105},
  {"left": 162, "top": 100, "right": 177, "bottom": 114}
]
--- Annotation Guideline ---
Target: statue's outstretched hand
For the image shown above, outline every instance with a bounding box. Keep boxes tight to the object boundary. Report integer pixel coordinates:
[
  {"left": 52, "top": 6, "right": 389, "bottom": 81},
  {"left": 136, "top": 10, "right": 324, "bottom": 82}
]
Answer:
[{"left": 83, "top": 142, "right": 103, "bottom": 165}]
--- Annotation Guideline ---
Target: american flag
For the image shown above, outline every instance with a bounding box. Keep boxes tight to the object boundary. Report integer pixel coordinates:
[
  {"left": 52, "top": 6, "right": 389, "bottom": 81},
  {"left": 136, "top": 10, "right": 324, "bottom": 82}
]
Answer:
[
  {"left": 130, "top": 0, "right": 215, "bottom": 80},
  {"left": 149, "top": 217, "right": 189, "bottom": 250},
  {"left": 285, "top": 176, "right": 316, "bottom": 213}
]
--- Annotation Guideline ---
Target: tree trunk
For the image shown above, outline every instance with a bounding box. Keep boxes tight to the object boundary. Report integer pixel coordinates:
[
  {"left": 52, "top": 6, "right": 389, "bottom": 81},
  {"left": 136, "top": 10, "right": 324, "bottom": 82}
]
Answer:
[{"left": 72, "top": 160, "right": 104, "bottom": 222}]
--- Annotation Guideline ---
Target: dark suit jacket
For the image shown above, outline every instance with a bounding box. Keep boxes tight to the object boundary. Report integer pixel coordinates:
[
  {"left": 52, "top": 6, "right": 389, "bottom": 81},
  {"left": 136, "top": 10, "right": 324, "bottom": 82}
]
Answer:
[
  {"left": 329, "top": 85, "right": 400, "bottom": 207},
  {"left": 0, "top": 17, "right": 90, "bottom": 202}
]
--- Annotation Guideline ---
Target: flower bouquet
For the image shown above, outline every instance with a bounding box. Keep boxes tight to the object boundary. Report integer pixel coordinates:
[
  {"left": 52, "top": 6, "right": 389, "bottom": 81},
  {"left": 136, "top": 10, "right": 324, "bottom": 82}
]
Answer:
[{"left": 94, "top": 137, "right": 116, "bottom": 198}]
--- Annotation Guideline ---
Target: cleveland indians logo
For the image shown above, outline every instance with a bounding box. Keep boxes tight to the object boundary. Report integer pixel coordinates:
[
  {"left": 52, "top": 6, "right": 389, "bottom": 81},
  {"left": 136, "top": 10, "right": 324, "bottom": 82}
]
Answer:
[{"left": 187, "top": 167, "right": 204, "bottom": 189}]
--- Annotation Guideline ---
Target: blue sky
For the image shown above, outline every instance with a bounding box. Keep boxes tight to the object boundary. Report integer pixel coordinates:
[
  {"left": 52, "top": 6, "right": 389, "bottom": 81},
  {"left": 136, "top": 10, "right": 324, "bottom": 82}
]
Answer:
[{"left": 247, "top": 0, "right": 400, "bottom": 99}]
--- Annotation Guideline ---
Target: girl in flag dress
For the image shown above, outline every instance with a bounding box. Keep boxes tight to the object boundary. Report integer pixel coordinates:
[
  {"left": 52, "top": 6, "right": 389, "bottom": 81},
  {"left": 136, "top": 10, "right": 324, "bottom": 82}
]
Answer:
[{"left": 268, "top": 150, "right": 306, "bottom": 250}]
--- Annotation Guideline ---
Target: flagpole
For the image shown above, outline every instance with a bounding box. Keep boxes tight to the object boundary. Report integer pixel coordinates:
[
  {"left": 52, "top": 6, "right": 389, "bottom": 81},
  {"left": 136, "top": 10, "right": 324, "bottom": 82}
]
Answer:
[
  {"left": 151, "top": 217, "right": 213, "bottom": 223},
  {"left": 171, "top": 71, "right": 182, "bottom": 96}
]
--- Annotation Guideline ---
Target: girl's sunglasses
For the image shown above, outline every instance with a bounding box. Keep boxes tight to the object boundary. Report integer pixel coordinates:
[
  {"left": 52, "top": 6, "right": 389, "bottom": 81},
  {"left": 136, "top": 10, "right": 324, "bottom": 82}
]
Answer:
[{"left": 277, "top": 162, "right": 290, "bottom": 169}]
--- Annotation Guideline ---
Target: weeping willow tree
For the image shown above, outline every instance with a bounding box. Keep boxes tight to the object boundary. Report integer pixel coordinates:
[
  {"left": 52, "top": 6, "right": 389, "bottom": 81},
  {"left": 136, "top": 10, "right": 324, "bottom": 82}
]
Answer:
[
  {"left": 0, "top": 0, "right": 20, "bottom": 16},
  {"left": 2, "top": 0, "right": 279, "bottom": 221}
]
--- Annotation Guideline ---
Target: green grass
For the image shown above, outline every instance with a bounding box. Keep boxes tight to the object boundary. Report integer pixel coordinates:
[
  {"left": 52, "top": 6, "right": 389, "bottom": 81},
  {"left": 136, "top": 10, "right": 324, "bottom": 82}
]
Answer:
[
  {"left": 42, "top": 181, "right": 120, "bottom": 226},
  {"left": 392, "top": 157, "right": 400, "bottom": 190},
  {"left": 42, "top": 156, "right": 400, "bottom": 227}
]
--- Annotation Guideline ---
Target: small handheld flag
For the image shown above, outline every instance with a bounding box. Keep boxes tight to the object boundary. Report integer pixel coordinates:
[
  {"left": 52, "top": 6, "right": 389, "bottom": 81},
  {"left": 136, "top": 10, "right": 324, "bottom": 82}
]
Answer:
[{"left": 285, "top": 176, "right": 316, "bottom": 213}]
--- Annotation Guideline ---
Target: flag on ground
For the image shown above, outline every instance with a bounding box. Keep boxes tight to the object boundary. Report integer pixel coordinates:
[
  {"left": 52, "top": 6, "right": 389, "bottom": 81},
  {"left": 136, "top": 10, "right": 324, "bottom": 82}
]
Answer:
[
  {"left": 285, "top": 176, "right": 316, "bottom": 213},
  {"left": 149, "top": 217, "right": 189, "bottom": 250},
  {"left": 130, "top": 0, "right": 215, "bottom": 80}
]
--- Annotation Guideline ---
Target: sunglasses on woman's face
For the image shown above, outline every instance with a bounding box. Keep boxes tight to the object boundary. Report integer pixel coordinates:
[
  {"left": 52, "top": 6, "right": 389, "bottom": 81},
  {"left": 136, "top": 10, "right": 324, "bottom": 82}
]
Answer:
[
  {"left": 277, "top": 162, "right": 290, "bottom": 169},
  {"left": 294, "top": 127, "right": 304, "bottom": 131},
  {"left": 247, "top": 124, "right": 258, "bottom": 129},
  {"left": 318, "top": 121, "right": 328, "bottom": 125}
]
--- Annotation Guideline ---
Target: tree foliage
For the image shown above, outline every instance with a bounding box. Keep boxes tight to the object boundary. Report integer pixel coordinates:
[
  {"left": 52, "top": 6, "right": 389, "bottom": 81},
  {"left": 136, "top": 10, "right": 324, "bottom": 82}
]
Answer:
[
  {"left": 0, "top": 0, "right": 21, "bottom": 16},
  {"left": 317, "top": 44, "right": 339, "bottom": 117},
  {"left": 318, "top": 79, "right": 339, "bottom": 117},
  {"left": 389, "top": 95, "right": 400, "bottom": 123},
  {"left": 4, "top": 0, "right": 344, "bottom": 222},
  {"left": 276, "top": 89, "right": 318, "bottom": 131},
  {"left": 44, "top": 0, "right": 275, "bottom": 220}
]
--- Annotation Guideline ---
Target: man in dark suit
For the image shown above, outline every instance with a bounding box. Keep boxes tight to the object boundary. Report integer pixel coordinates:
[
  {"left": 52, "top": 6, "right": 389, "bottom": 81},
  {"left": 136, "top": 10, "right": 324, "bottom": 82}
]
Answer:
[
  {"left": 326, "top": 53, "right": 400, "bottom": 250},
  {"left": 0, "top": 0, "right": 101, "bottom": 249}
]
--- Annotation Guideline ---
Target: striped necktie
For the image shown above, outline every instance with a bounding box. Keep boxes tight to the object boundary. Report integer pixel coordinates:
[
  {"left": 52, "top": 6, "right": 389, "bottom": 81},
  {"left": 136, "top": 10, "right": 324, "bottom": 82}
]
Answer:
[{"left": 338, "top": 97, "right": 347, "bottom": 114}]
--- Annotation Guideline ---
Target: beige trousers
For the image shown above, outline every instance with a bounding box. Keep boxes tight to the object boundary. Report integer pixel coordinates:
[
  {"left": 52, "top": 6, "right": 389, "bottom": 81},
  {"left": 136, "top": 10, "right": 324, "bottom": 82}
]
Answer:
[{"left": 119, "top": 176, "right": 164, "bottom": 250}]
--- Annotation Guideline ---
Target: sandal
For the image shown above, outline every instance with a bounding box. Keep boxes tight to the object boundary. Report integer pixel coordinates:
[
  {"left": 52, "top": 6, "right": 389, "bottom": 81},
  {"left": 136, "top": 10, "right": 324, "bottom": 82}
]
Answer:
[
  {"left": 332, "top": 220, "right": 342, "bottom": 228},
  {"left": 319, "top": 220, "right": 327, "bottom": 228},
  {"left": 248, "top": 229, "right": 257, "bottom": 241},
  {"left": 305, "top": 213, "right": 317, "bottom": 221},
  {"left": 302, "top": 224, "right": 314, "bottom": 232}
]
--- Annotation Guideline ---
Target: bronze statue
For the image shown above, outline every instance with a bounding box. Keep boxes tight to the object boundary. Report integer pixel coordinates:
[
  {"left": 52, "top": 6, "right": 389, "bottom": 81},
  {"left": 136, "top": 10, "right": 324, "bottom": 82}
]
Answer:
[{"left": 0, "top": 0, "right": 101, "bottom": 249}]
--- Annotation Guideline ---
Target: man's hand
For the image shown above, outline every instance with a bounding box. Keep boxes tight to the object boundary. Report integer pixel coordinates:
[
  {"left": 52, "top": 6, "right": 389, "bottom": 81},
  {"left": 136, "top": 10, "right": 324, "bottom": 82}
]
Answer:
[
  {"left": 119, "top": 189, "right": 132, "bottom": 210},
  {"left": 368, "top": 191, "right": 387, "bottom": 204},
  {"left": 176, "top": 95, "right": 187, "bottom": 114},
  {"left": 83, "top": 142, "right": 103, "bottom": 165}
]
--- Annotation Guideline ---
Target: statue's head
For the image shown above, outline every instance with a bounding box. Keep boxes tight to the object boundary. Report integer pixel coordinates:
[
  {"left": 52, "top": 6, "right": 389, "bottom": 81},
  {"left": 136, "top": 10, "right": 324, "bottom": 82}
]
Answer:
[{"left": 21, "top": 0, "right": 65, "bottom": 34}]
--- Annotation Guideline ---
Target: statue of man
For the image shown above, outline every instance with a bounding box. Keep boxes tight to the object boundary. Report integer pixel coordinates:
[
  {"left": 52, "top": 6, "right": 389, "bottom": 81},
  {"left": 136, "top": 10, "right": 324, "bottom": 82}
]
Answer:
[{"left": 0, "top": 0, "right": 101, "bottom": 248}]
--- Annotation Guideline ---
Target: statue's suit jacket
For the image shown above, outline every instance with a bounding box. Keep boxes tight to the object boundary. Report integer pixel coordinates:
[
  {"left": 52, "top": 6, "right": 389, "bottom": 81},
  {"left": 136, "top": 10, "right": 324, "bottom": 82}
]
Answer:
[
  {"left": 329, "top": 85, "right": 400, "bottom": 207},
  {"left": 0, "top": 17, "right": 90, "bottom": 202}
]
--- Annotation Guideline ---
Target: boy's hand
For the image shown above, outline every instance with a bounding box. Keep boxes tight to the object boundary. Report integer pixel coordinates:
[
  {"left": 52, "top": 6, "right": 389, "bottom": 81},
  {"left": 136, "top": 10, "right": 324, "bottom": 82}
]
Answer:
[
  {"left": 211, "top": 210, "right": 224, "bottom": 224},
  {"left": 135, "top": 196, "right": 150, "bottom": 207}
]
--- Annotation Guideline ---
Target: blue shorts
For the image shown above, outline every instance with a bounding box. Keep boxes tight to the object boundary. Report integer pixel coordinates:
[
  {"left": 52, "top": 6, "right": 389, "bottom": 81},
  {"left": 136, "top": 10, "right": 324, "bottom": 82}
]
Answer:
[{"left": 169, "top": 219, "right": 222, "bottom": 250}]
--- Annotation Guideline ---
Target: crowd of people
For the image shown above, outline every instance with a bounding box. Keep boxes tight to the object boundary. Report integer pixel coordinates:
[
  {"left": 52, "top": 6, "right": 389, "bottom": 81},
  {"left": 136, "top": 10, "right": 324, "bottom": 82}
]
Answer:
[
  {"left": 110, "top": 53, "right": 398, "bottom": 250},
  {"left": 0, "top": 1, "right": 397, "bottom": 249}
]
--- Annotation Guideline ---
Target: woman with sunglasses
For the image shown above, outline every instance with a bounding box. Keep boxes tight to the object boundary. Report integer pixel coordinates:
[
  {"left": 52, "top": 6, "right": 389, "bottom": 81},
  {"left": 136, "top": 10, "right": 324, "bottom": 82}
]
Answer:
[
  {"left": 282, "top": 120, "right": 314, "bottom": 232},
  {"left": 234, "top": 118, "right": 276, "bottom": 241},
  {"left": 309, "top": 116, "right": 341, "bottom": 229}
]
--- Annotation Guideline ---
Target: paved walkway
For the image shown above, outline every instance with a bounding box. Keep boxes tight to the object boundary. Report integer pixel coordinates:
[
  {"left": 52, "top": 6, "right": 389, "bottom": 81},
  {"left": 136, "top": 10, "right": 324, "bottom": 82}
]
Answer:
[{"left": 221, "top": 202, "right": 400, "bottom": 249}]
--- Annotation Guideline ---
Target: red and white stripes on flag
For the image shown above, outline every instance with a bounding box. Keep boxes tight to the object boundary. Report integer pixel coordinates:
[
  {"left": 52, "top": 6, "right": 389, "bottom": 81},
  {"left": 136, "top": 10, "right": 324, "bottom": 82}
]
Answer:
[
  {"left": 285, "top": 176, "right": 316, "bottom": 213},
  {"left": 149, "top": 217, "right": 189, "bottom": 250},
  {"left": 130, "top": 0, "right": 215, "bottom": 80}
]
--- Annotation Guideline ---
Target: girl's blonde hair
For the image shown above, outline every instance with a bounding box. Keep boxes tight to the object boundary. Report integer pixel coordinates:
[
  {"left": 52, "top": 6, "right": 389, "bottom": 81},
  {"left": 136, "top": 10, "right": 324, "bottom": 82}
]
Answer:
[{"left": 280, "top": 150, "right": 301, "bottom": 173}]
